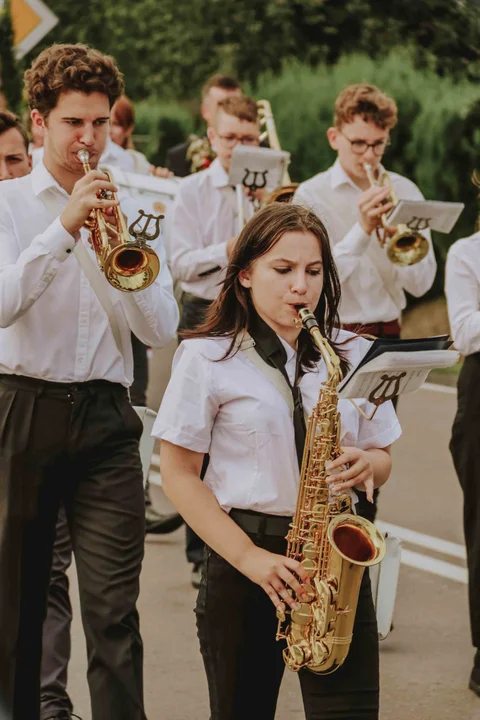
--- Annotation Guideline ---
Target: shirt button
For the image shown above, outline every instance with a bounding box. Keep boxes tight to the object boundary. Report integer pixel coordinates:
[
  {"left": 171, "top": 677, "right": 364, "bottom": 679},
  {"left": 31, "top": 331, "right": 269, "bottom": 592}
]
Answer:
[{"left": 66, "top": 248, "right": 72, "bottom": 254}]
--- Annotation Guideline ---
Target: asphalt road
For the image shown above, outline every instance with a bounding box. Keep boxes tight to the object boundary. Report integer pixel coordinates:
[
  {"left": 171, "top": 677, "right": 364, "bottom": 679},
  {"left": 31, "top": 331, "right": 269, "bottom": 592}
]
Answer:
[{"left": 63, "top": 343, "right": 478, "bottom": 719}]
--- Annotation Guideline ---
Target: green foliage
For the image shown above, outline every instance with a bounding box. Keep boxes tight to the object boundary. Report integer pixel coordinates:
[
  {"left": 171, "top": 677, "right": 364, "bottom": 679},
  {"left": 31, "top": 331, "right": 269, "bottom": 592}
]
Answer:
[
  {"left": 132, "top": 101, "right": 195, "bottom": 166},
  {"left": 0, "top": 0, "right": 22, "bottom": 113},
  {"left": 22, "top": 0, "right": 480, "bottom": 100}
]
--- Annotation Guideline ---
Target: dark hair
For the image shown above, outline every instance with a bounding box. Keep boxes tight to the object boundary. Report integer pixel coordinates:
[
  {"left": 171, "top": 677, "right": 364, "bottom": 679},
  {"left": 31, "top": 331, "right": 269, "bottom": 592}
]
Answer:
[
  {"left": 182, "top": 203, "right": 350, "bottom": 375},
  {"left": 201, "top": 73, "right": 242, "bottom": 100},
  {"left": 0, "top": 110, "right": 29, "bottom": 151},
  {"left": 334, "top": 83, "right": 398, "bottom": 131},
  {"left": 215, "top": 95, "right": 258, "bottom": 124},
  {"left": 24, "top": 43, "right": 124, "bottom": 117}
]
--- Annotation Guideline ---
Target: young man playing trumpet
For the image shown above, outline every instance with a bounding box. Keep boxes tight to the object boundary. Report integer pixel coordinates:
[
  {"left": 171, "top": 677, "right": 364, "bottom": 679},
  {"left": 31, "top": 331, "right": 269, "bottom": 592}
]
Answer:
[
  {"left": 294, "top": 83, "right": 436, "bottom": 521},
  {"left": 0, "top": 43, "right": 178, "bottom": 720}
]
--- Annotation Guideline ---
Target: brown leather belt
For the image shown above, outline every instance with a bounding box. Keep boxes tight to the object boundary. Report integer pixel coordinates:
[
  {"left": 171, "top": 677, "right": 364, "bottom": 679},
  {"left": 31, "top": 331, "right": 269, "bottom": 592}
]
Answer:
[
  {"left": 229, "top": 508, "right": 292, "bottom": 537},
  {"left": 341, "top": 319, "right": 401, "bottom": 338}
]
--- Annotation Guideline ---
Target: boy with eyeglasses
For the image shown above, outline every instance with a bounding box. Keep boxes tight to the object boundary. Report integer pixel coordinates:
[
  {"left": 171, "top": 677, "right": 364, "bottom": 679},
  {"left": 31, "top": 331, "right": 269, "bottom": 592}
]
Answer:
[
  {"left": 169, "top": 95, "right": 260, "bottom": 587},
  {"left": 294, "top": 83, "right": 436, "bottom": 521}
]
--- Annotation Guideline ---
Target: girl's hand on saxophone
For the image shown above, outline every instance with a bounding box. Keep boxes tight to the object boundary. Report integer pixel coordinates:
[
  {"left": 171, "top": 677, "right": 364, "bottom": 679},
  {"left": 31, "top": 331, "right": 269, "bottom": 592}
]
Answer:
[
  {"left": 238, "top": 545, "right": 312, "bottom": 613},
  {"left": 325, "top": 446, "right": 392, "bottom": 502}
]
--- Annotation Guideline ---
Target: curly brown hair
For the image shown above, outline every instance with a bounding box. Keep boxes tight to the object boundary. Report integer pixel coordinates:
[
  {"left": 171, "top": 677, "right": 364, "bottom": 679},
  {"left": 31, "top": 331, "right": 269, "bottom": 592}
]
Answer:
[
  {"left": 334, "top": 83, "right": 397, "bottom": 131},
  {"left": 24, "top": 43, "right": 124, "bottom": 117}
]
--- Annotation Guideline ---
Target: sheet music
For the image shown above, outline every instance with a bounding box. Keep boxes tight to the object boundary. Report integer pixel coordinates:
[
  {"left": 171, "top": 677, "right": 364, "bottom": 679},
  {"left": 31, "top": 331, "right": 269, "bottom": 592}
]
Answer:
[
  {"left": 338, "top": 349, "right": 459, "bottom": 400},
  {"left": 228, "top": 146, "right": 290, "bottom": 191},
  {"left": 386, "top": 200, "right": 464, "bottom": 234}
]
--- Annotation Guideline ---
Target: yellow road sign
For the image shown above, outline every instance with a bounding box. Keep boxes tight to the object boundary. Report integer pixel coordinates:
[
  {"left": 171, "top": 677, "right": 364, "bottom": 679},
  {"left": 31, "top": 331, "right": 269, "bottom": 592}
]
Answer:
[{"left": 1, "top": 0, "right": 58, "bottom": 59}]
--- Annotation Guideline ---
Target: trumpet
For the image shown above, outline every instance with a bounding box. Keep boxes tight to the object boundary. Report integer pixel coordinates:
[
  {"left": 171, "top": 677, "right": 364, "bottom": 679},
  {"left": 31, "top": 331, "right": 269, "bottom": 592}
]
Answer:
[
  {"left": 257, "top": 99, "right": 298, "bottom": 204},
  {"left": 77, "top": 150, "right": 160, "bottom": 292},
  {"left": 363, "top": 162, "right": 429, "bottom": 267}
]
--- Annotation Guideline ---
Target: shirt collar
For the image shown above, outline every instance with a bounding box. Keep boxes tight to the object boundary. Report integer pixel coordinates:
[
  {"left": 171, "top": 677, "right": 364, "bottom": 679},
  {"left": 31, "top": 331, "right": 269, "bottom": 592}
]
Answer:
[
  {"left": 330, "top": 157, "right": 386, "bottom": 192},
  {"left": 277, "top": 334, "right": 297, "bottom": 366},
  {"left": 31, "top": 160, "right": 69, "bottom": 199},
  {"left": 208, "top": 157, "right": 230, "bottom": 189}
]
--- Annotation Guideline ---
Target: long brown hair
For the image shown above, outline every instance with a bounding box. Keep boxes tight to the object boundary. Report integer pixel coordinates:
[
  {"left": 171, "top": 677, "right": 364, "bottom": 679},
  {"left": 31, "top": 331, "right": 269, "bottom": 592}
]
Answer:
[{"left": 182, "top": 203, "right": 350, "bottom": 375}]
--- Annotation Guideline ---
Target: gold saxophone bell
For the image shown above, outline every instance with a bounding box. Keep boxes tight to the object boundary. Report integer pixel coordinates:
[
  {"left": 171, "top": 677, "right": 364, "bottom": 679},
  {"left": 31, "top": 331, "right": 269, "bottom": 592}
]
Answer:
[
  {"left": 363, "top": 162, "right": 429, "bottom": 267},
  {"left": 77, "top": 150, "right": 160, "bottom": 292}
]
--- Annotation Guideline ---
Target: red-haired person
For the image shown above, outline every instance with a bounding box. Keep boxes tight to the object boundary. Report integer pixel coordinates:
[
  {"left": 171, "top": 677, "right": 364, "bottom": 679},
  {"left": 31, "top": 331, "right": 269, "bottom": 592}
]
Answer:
[
  {"left": 294, "top": 83, "right": 436, "bottom": 522},
  {"left": 0, "top": 43, "right": 178, "bottom": 720},
  {"left": 110, "top": 94, "right": 172, "bottom": 177}
]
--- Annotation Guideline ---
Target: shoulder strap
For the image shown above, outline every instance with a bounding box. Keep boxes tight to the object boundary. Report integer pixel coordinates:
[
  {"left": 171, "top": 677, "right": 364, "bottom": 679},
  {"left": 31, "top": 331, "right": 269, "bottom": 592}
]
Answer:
[
  {"left": 74, "top": 242, "right": 124, "bottom": 355},
  {"left": 237, "top": 331, "right": 294, "bottom": 415}
]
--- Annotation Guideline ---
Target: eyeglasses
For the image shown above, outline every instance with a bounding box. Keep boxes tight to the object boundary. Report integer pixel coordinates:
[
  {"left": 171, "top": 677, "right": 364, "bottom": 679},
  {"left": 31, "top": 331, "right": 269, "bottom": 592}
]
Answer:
[
  {"left": 217, "top": 134, "right": 260, "bottom": 148},
  {"left": 339, "top": 131, "right": 391, "bottom": 157}
]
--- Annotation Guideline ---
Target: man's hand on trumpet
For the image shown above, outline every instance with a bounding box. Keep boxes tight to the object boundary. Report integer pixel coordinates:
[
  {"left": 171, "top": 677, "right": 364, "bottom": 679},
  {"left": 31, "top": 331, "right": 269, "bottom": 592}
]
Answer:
[
  {"left": 357, "top": 184, "right": 394, "bottom": 236},
  {"left": 60, "top": 169, "right": 119, "bottom": 237}
]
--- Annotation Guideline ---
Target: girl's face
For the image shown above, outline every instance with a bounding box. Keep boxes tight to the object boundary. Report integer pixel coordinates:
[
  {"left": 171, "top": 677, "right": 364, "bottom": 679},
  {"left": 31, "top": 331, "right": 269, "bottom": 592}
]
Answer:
[
  {"left": 109, "top": 118, "right": 133, "bottom": 148},
  {"left": 239, "top": 230, "right": 324, "bottom": 346}
]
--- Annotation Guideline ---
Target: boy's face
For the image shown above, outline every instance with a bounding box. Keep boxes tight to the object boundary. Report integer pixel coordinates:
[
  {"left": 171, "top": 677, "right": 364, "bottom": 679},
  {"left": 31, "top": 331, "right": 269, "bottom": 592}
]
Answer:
[
  {"left": 208, "top": 111, "right": 260, "bottom": 172},
  {"left": 33, "top": 90, "right": 111, "bottom": 175},
  {"left": 0, "top": 127, "right": 31, "bottom": 180},
  {"left": 327, "top": 115, "right": 390, "bottom": 185}
]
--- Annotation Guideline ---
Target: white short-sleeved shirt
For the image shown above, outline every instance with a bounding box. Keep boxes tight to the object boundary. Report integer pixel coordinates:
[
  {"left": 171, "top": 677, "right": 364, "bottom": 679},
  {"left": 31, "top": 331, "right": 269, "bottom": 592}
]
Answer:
[{"left": 152, "top": 329, "right": 402, "bottom": 515}]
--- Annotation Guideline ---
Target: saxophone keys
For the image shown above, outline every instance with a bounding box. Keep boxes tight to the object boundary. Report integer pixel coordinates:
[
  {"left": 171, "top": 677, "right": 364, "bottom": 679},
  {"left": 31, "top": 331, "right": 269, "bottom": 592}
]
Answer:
[
  {"left": 291, "top": 602, "right": 313, "bottom": 626},
  {"left": 284, "top": 642, "right": 311, "bottom": 671},
  {"left": 300, "top": 557, "right": 317, "bottom": 578},
  {"left": 302, "top": 541, "right": 317, "bottom": 560}
]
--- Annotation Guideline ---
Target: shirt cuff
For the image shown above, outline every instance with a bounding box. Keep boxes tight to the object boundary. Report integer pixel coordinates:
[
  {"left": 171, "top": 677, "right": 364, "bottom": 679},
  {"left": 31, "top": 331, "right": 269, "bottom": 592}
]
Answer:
[
  {"left": 335, "top": 222, "right": 371, "bottom": 256},
  {"left": 38, "top": 217, "right": 76, "bottom": 262},
  {"left": 207, "top": 241, "right": 229, "bottom": 268}
]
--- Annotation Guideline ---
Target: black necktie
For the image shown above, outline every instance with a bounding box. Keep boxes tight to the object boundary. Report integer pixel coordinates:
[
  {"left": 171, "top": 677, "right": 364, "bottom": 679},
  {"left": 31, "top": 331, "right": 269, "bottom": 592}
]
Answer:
[{"left": 247, "top": 313, "right": 307, "bottom": 468}]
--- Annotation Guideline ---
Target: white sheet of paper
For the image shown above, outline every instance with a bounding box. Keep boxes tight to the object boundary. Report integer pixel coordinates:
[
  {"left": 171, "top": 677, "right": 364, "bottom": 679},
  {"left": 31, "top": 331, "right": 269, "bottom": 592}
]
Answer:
[
  {"left": 228, "top": 145, "right": 291, "bottom": 191},
  {"left": 338, "top": 349, "right": 459, "bottom": 400},
  {"left": 386, "top": 200, "right": 464, "bottom": 234}
]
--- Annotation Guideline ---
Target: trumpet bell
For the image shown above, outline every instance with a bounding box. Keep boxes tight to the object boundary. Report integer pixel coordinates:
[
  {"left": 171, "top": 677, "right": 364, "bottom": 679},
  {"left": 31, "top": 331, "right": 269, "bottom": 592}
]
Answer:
[
  {"left": 385, "top": 225, "right": 430, "bottom": 267},
  {"left": 104, "top": 244, "right": 160, "bottom": 292}
]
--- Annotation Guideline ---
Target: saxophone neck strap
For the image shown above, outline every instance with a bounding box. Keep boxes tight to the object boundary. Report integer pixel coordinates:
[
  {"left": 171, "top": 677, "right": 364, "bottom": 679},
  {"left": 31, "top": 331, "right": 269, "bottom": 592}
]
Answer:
[{"left": 237, "top": 331, "right": 294, "bottom": 415}]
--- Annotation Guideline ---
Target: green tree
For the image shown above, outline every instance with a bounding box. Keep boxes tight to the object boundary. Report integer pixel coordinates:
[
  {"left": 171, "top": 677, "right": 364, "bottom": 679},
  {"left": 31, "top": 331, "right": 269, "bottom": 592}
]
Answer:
[
  {"left": 0, "top": 0, "right": 22, "bottom": 113},
  {"left": 22, "top": 0, "right": 480, "bottom": 101}
]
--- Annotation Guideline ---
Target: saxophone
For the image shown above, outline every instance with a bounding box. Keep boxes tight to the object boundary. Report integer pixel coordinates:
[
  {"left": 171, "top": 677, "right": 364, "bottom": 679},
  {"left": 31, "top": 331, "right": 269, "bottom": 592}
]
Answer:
[{"left": 276, "top": 307, "right": 386, "bottom": 674}]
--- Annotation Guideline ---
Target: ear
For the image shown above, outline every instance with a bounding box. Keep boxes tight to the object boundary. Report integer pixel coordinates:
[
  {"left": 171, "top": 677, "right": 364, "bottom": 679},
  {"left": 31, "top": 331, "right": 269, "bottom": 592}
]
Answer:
[
  {"left": 31, "top": 109, "right": 46, "bottom": 133},
  {"left": 238, "top": 269, "right": 252, "bottom": 288},
  {"left": 28, "top": 154, "right": 32, "bottom": 171},
  {"left": 207, "top": 125, "right": 216, "bottom": 149},
  {"left": 326, "top": 126, "right": 339, "bottom": 151}
]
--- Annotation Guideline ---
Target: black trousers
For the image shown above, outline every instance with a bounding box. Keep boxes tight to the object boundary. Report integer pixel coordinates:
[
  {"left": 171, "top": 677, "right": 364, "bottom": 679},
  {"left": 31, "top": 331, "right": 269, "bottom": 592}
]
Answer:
[
  {"left": 40, "top": 505, "right": 73, "bottom": 720},
  {"left": 178, "top": 292, "right": 212, "bottom": 565},
  {"left": 0, "top": 375, "right": 147, "bottom": 720},
  {"left": 196, "top": 533, "right": 379, "bottom": 720},
  {"left": 39, "top": 333, "right": 150, "bottom": 718},
  {"left": 450, "top": 354, "right": 480, "bottom": 649}
]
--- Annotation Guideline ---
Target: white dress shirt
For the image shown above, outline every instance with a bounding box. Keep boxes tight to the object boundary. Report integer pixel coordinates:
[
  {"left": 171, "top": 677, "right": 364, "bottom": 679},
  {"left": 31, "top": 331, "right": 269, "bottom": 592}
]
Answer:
[
  {"left": 294, "top": 159, "right": 436, "bottom": 324},
  {"left": 445, "top": 231, "right": 480, "bottom": 356},
  {"left": 169, "top": 158, "right": 254, "bottom": 300},
  {"left": 152, "top": 330, "right": 401, "bottom": 516},
  {"left": 0, "top": 161, "right": 179, "bottom": 386}
]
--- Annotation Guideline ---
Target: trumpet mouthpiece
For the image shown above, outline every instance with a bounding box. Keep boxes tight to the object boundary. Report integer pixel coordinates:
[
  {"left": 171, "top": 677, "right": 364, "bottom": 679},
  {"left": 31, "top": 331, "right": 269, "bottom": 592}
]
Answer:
[{"left": 77, "top": 150, "right": 90, "bottom": 163}]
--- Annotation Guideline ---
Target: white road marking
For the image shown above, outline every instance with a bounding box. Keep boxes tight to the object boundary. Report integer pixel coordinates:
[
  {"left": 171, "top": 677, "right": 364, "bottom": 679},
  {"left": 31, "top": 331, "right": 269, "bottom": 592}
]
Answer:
[
  {"left": 376, "top": 521, "right": 466, "bottom": 560},
  {"left": 401, "top": 549, "right": 467, "bottom": 584}
]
